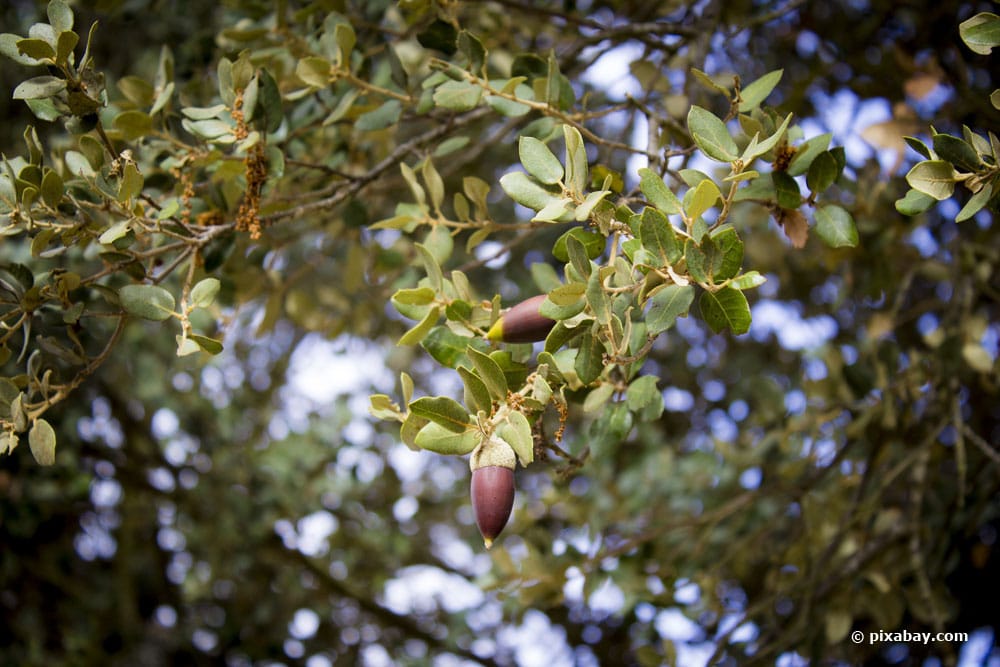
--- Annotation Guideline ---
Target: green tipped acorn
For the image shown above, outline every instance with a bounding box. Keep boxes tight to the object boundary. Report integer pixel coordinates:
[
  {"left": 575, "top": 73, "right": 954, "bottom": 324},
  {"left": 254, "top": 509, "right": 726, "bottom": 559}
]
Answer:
[
  {"left": 486, "top": 294, "right": 556, "bottom": 343},
  {"left": 470, "top": 435, "right": 516, "bottom": 549}
]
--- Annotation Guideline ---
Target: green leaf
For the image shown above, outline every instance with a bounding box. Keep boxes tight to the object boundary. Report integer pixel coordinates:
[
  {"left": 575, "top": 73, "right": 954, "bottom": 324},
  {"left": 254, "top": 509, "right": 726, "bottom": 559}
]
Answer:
[
  {"left": 416, "top": 19, "right": 458, "bottom": 55},
  {"left": 40, "top": 169, "right": 63, "bottom": 208},
  {"left": 433, "top": 80, "right": 482, "bottom": 111},
  {"left": 904, "top": 136, "right": 933, "bottom": 160},
  {"left": 1, "top": 34, "right": 42, "bottom": 65},
  {"left": 48, "top": 1, "right": 74, "bottom": 33},
  {"left": 398, "top": 305, "right": 440, "bottom": 345},
  {"left": 355, "top": 99, "right": 401, "bottom": 132},
  {"left": 586, "top": 268, "right": 611, "bottom": 325},
  {"left": 117, "top": 162, "right": 143, "bottom": 203},
  {"left": 117, "top": 75, "right": 154, "bottom": 107},
  {"left": 188, "top": 334, "right": 223, "bottom": 355},
  {"left": 518, "top": 136, "right": 563, "bottom": 185},
  {"left": 690, "top": 67, "right": 730, "bottom": 96},
  {"left": 400, "top": 162, "right": 426, "bottom": 208},
  {"left": 906, "top": 160, "right": 956, "bottom": 200},
  {"left": 825, "top": 610, "right": 853, "bottom": 645},
  {"left": 959, "top": 12, "right": 1000, "bottom": 55},
  {"left": 565, "top": 235, "right": 592, "bottom": 279},
  {"left": 392, "top": 286, "right": 436, "bottom": 320},
  {"left": 544, "top": 322, "right": 583, "bottom": 355},
  {"left": 28, "top": 418, "right": 57, "bottom": 466},
  {"left": 512, "top": 53, "right": 548, "bottom": 79},
  {"left": 574, "top": 189, "right": 610, "bottom": 222},
  {"left": 256, "top": 68, "right": 283, "bottom": 133},
  {"left": 369, "top": 394, "right": 402, "bottom": 421},
  {"left": 424, "top": 323, "right": 477, "bottom": 364},
  {"left": 772, "top": 171, "right": 801, "bottom": 208},
  {"left": 434, "top": 136, "right": 470, "bottom": 158},
  {"left": 540, "top": 286, "right": 587, "bottom": 320},
  {"left": 181, "top": 104, "right": 227, "bottom": 120},
  {"left": 458, "top": 366, "right": 492, "bottom": 414},
  {"left": 421, "top": 161, "right": 446, "bottom": 213},
  {"left": 583, "top": 383, "right": 614, "bottom": 414},
  {"left": 638, "top": 167, "right": 682, "bottom": 214},
  {"left": 409, "top": 396, "right": 470, "bottom": 433},
  {"left": 710, "top": 226, "right": 744, "bottom": 281},
  {"left": 956, "top": 183, "right": 993, "bottom": 222},
  {"left": 742, "top": 112, "right": 792, "bottom": 163},
  {"left": 553, "top": 227, "right": 604, "bottom": 262},
  {"left": 531, "top": 262, "right": 563, "bottom": 293},
  {"left": 932, "top": 133, "right": 982, "bottom": 172},
  {"left": 699, "top": 287, "right": 751, "bottom": 334},
  {"left": 190, "top": 278, "right": 220, "bottom": 308},
  {"left": 457, "top": 30, "right": 486, "bottom": 73},
  {"left": 688, "top": 105, "right": 739, "bottom": 162},
  {"left": 119, "top": 284, "right": 175, "bottom": 321},
  {"left": 15, "top": 38, "right": 55, "bottom": 61},
  {"left": 787, "top": 133, "right": 833, "bottom": 176},
  {"left": 296, "top": 56, "right": 331, "bottom": 88},
  {"left": 182, "top": 118, "right": 234, "bottom": 140},
  {"left": 55, "top": 30, "right": 78, "bottom": 66},
  {"left": 730, "top": 271, "right": 767, "bottom": 290},
  {"left": 687, "top": 178, "right": 722, "bottom": 221},
  {"left": 415, "top": 242, "right": 443, "bottom": 292},
  {"left": 814, "top": 205, "right": 858, "bottom": 248},
  {"left": 12, "top": 75, "right": 65, "bottom": 100},
  {"left": 98, "top": 221, "right": 130, "bottom": 245},
  {"left": 806, "top": 151, "right": 839, "bottom": 193},
  {"left": 332, "top": 21, "right": 356, "bottom": 67},
  {"left": 894, "top": 189, "right": 936, "bottom": 215},
  {"left": 423, "top": 224, "right": 455, "bottom": 265},
  {"left": 684, "top": 236, "right": 722, "bottom": 283},
  {"left": 626, "top": 375, "right": 663, "bottom": 420},
  {"left": 467, "top": 347, "right": 508, "bottom": 401},
  {"left": 497, "top": 410, "right": 533, "bottom": 466},
  {"left": 414, "top": 421, "right": 478, "bottom": 455},
  {"left": 533, "top": 196, "right": 572, "bottom": 222},
  {"left": 400, "top": 413, "right": 428, "bottom": 450},
  {"left": 500, "top": 171, "right": 559, "bottom": 211},
  {"left": 113, "top": 110, "right": 153, "bottom": 141},
  {"left": 639, "top": 207, "right": 683, "bottom": 266},
  {"left": 574, "top": 331, "right": 604, "bottom": 385},
  {"left": 486, "top": 93, "right": 532, "bottom": 117},
  {"left": 738, "top": 69, "right": 782, "bottom": 112},
  {"left": 178, "top": 335, "right": 202, "bottom": 356},
  {"left": 646, "top": 284, "right": 695, "bottom": 335},
  {"left": 563, "top": 124, "right": 588, "bottom": 194}
]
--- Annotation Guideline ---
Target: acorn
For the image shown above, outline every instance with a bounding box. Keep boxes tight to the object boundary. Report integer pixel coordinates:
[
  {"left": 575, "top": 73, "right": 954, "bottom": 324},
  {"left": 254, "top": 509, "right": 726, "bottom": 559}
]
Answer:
[
  {"left": 469, "top": 434, "right": 516, "bottom": 549},
  {"left": 486, "top": 294, "right": 556, "bottom": 343}
]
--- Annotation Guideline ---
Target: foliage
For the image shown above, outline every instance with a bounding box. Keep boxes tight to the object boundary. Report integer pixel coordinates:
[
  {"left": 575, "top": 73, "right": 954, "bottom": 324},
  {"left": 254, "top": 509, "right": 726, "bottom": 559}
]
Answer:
[{"left": 1, "top": 1, "right": 998, "bottom": 665}]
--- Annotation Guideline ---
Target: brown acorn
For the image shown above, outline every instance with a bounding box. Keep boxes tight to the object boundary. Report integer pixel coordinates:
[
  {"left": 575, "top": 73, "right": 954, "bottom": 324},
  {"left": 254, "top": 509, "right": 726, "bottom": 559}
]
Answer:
[
  {"left": 469, "top": 435, "right": 516, "bottom": 549},
  {"left": 486, "top": 294, "right": 556, "bottom": 343}
]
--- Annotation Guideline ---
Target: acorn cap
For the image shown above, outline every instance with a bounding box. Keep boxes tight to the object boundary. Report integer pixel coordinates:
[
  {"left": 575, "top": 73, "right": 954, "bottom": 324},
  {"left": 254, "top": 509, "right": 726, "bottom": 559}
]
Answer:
[{"left": 469, "top": 434, "right": 516, "bottom": 472}]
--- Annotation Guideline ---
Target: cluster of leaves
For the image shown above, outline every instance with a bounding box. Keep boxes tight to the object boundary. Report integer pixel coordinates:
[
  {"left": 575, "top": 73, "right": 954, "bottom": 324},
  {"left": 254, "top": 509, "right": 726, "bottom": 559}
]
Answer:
[
  {"left": 370, "top": 58, "right": 858, "bottom": 471},
  {"left": 898, "top": 12, "right": 1000, "bottom": 222},
  {"left": 1, "top": 1, "right": 998, "bottom": 665},
  {"left": 0, "top": 1, "right": 274, "bottom": 463}
]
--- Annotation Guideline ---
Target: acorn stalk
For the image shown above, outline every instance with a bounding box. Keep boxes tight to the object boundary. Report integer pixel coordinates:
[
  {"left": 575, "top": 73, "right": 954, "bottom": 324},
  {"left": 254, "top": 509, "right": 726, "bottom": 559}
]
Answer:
[
  {"left": 469, "top": 435, "right": 516, "bottom": 549},
  {"left": 486, "top": 294, "right": 556, "bottom": 343}
]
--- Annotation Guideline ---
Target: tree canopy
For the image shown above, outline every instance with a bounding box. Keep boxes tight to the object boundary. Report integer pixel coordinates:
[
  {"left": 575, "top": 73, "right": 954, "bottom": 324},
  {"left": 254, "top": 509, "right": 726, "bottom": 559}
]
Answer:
[{"left": 1, "top": 1, "right": 998, "bottom": 665}]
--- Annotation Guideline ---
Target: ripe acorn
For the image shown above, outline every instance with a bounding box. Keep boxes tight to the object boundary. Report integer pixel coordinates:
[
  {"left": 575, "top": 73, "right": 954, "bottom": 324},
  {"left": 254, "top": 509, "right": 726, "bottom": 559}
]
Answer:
[
  {"left": 486, "top": 294, "right": 556, "bottom": 343},
  {"left": 469, "top": 435, "right": 516, "bottom": 549}
]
